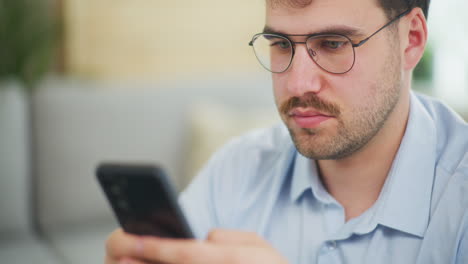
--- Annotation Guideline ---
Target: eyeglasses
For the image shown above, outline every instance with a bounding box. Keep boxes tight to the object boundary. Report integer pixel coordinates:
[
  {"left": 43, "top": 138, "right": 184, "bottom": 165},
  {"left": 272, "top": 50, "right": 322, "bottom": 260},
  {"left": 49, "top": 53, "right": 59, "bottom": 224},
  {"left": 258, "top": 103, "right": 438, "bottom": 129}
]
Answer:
[{"left": 248, "top": 9, "right": 411, "bottom": 74}]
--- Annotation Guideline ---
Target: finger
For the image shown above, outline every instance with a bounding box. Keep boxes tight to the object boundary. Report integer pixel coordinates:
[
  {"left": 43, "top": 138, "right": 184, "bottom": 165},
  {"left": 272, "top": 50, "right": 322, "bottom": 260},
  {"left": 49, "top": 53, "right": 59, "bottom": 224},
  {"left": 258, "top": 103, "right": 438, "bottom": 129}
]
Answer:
[
  {"left": 128, "top": 236, "right": 289, "bottom": 264},
  {"left": 118, "top": 257, "right": 160, "bottom": 264},
  {"left": 139, "top": 241, "right": 286, "bottom": 264},
  {"left": 105, "top": 255, "right": 133, "bottom": 264},
  {"left": 106, "top": 255, "right": 159, "bottom": 264},
  {"left": 206, "top": 229, "right": 266, "bottom": 246},
  {"left": 106, "top": 228, "right": 144, "bottom": 260},
  {"left": 105, "top": 255, "right": 115, "bottom": 264},
  {"left": 135, "top": 237, "right": 230, "bottom": 264}
]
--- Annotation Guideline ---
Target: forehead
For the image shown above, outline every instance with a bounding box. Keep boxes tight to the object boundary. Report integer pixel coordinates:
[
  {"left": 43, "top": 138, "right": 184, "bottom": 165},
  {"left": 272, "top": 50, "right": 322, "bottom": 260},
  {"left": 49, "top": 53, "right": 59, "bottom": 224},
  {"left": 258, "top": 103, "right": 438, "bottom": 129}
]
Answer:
[{"left": 265, "top": 0, "right": 384, "bottom": 35}]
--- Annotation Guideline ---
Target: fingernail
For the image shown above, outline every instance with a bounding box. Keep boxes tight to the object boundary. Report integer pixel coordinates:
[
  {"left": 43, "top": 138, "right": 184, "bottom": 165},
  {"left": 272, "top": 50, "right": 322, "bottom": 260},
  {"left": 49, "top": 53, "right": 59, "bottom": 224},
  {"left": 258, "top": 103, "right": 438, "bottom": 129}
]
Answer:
[{"left": 119, "top": 259, "right": 131, "bottom": 264}]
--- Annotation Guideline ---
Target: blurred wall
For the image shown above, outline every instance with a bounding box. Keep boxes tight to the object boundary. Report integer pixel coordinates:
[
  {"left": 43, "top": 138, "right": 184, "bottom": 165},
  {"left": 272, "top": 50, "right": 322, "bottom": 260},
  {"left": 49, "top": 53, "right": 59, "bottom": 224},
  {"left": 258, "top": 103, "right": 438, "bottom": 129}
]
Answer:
[{"left": 64, "top": 0, "right": 266, "bottom": 80}]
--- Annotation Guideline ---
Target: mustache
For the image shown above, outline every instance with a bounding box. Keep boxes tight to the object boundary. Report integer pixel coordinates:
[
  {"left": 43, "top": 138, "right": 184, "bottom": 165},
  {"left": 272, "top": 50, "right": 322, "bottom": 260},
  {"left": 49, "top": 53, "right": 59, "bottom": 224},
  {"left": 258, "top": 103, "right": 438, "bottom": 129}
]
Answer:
[{"left": 279, "top": 93, "right": 341, "bottom": 116}]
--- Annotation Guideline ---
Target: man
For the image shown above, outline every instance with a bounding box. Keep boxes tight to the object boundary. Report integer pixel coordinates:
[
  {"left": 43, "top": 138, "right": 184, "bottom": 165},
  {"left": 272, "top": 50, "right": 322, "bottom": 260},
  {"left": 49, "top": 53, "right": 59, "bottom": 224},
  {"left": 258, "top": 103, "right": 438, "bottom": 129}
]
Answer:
[{"left": 105, "top": 0, "right": 468, "bottom": 263}]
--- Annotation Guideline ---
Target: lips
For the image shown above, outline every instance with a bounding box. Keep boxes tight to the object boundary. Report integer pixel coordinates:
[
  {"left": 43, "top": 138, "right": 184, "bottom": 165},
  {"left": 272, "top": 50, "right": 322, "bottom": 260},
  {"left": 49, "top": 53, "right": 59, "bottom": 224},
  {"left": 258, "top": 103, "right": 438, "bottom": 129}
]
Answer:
[{"left": 288, "top": 109, "right": 334, "bottom": 128}]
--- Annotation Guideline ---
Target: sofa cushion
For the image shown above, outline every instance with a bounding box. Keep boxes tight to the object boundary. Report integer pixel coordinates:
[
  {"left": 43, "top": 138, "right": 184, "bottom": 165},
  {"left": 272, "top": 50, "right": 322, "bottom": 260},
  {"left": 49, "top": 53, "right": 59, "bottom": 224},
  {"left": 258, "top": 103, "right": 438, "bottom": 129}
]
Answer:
[{"left": 185, "top": 102, "right": 279, "bottom": 182}]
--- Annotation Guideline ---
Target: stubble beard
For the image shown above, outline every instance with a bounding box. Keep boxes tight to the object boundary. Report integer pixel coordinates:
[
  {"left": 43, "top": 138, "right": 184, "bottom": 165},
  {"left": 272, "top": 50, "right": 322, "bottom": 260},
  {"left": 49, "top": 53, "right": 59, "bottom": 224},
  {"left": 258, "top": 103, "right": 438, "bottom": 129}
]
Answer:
[{"left": 282, "top": 45, "right": 402, "bottom": 160}]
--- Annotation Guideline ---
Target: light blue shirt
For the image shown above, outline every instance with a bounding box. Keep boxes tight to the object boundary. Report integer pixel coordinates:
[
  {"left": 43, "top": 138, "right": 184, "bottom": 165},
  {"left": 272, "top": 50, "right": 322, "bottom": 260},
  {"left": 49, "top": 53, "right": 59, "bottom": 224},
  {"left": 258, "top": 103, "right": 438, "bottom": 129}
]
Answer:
[{"left": 179, "top": 92, "right": 468, "bottom": 264}]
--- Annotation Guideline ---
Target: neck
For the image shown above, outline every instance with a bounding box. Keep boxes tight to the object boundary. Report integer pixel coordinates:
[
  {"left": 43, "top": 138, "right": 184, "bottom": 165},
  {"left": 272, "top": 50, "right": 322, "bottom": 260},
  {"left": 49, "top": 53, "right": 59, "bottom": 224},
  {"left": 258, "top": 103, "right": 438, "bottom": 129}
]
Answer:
[{"left": 317, "top": 91, "right": 411, "bottom": 221}]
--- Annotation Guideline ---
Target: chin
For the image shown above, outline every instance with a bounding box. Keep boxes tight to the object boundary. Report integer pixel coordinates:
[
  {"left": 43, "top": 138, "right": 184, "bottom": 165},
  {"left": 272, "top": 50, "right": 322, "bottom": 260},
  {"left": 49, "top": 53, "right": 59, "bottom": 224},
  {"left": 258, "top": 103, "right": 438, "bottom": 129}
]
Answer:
[
  {"left": 289, "top": 128, "right": 328, "bottom": 158},
  {"left": 289, "top": 126, "right": 358, "bottom": 160}
]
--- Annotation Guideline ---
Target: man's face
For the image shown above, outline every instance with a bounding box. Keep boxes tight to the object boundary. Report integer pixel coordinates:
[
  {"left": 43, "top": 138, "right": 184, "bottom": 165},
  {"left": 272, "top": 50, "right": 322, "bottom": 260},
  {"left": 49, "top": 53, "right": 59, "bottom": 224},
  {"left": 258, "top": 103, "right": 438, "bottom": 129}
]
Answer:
[{"left": 267, "top": 0, "right": 403, "bottom": 160}]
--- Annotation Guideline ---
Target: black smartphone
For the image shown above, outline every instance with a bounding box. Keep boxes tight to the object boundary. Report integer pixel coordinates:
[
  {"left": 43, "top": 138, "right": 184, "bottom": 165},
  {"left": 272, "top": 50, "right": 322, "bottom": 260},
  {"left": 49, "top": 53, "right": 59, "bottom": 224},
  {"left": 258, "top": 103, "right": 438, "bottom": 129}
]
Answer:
[{"left": 96, "top": 163, "right": 194, "bottom": 239}]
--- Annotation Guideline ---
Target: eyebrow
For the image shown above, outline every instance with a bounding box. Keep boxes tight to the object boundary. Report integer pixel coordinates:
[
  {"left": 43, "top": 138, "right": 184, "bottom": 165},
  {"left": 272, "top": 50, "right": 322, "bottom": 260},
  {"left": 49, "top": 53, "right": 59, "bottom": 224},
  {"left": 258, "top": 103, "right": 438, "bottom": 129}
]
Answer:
[{"left": 262, "top": 25, "right": 366, "bottom": 38}]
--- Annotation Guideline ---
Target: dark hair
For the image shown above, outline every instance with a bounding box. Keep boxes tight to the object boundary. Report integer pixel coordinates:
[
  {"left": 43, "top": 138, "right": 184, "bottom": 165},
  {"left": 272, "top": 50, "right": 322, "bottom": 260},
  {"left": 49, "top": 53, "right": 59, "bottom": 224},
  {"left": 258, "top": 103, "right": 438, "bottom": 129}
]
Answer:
[{"left": 267, "top": 0, "right": 430, "bottom": 19}]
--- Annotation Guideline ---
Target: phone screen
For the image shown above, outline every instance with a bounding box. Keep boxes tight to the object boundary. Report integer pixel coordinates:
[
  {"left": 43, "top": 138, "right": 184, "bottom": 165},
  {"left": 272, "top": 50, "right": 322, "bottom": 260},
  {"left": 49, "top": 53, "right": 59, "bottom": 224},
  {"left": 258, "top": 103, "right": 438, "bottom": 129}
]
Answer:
[{"left": 97, "top": 164, "right": 194, "bottom": 239}]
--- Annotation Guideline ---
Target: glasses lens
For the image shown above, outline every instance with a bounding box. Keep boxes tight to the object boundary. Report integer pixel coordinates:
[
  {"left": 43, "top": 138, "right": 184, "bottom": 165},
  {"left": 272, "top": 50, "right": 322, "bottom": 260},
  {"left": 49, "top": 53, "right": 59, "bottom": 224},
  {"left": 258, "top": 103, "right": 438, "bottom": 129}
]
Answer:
[
  {"left": 306, "top": 35, "right": 355, "bottom": 74},
  {"left": 251, "top": 34, "right": 293, "bottom": 73}
]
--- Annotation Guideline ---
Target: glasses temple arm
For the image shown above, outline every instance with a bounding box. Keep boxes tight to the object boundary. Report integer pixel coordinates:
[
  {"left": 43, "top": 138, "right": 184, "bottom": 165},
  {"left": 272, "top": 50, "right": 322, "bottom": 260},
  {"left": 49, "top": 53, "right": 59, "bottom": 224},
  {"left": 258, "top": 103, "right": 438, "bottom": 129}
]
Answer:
[{"left": 353, "top": 9, "right": 411, "bottom": 47}]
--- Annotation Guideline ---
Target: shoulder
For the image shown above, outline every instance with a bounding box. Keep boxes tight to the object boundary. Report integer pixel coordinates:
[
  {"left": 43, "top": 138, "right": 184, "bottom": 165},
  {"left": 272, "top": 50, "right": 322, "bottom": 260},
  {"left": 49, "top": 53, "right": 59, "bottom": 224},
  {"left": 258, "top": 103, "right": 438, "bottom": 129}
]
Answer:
[
  {"left": 415, "top": 94, "right": 468, "bottom": 245},
  {"left": 413, "top": 94, "right": 468, "bottom": 261},
  {"left": 201, "top": 123, "right": 294, "bottom": 188},
  {"left": 215, "top": 123, "right": 292, "bottom": 162},
  {"left": 414, "top": 92, "right": 468, "bottom": 199},
  {"left": 414, "top": 93, "right": 468, "bottom": 175}
]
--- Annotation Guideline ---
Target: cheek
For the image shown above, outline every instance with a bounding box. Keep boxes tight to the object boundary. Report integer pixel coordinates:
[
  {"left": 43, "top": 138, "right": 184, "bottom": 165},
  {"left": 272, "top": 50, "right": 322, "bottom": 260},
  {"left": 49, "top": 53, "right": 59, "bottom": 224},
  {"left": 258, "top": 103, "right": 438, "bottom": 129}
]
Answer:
[
  {"left": 351, "top": 40, "right": 392, "bottom": 85},
  {"left": 331, "top": 73, "right": 378, "bottom": 117},
  {"left": 272, "top": 74, "right": 288, "bottom": 105},
  {"left": 343, "top": 51, "right": 383, "bottom": 98}
]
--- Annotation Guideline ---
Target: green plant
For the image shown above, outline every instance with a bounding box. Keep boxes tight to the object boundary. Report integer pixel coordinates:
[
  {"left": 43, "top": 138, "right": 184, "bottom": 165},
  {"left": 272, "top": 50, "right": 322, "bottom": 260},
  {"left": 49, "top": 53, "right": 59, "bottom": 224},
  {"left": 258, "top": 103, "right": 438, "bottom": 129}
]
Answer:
[
  {"left": 413, "top": 44, "right": 434, "bottom": 81},
  {"left": 0, "top": 0, "right": 57, "bottom": 88}
]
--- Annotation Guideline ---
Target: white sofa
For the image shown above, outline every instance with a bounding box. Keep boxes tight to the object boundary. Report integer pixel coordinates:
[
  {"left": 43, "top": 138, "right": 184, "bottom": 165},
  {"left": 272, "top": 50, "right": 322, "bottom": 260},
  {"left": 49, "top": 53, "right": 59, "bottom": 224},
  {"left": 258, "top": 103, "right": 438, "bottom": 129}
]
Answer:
[
  {"left": 0, "top": 82, "right": 62, "bottom": 264},
  {"left": 0, "top": 73, "right": 279, "bottom": 264}
]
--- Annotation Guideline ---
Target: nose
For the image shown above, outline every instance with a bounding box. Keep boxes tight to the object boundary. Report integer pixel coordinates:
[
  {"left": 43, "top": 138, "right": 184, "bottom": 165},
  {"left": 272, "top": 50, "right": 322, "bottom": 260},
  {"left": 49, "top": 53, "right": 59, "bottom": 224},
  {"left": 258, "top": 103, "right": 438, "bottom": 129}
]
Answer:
[{"left": 285, "top": 45, "right": 325, "bottom": 97}]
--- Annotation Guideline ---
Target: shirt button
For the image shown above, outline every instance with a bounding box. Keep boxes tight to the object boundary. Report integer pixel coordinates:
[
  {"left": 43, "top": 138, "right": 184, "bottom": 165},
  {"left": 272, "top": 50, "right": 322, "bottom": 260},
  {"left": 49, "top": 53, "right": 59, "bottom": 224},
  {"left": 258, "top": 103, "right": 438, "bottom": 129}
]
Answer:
[{"left": 326, "top": 240, "right": 337, "bottom": 250}]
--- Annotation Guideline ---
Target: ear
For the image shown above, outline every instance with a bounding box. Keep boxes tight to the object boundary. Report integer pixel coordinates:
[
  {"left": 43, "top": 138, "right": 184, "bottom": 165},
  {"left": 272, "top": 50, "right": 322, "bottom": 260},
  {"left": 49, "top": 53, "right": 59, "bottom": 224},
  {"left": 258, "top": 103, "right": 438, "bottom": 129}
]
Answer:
[{"left": 401, "top": 8, "right": 428, "bottom": 71}]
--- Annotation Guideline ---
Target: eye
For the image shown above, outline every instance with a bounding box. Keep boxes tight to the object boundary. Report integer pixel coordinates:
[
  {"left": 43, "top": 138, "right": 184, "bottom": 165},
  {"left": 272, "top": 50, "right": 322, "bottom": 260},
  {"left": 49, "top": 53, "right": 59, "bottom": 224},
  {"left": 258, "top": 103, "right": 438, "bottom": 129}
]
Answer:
[
  {"left": 322, "top": 40, "right": 346, "bottom": 49},
  {"left": 320, "top": 40, "right": 349, "bottom": 50},
  {"left": 271, "top": 40, "right": 291, "bottom": 49}
]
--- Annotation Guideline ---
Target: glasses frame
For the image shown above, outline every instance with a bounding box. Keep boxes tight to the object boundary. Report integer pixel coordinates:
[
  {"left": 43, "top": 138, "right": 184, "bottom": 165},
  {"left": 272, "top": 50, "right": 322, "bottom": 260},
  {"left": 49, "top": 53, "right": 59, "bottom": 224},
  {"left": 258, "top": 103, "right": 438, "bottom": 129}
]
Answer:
[{"left": 249, "top": 8, "right": 411, "bottom": 74}]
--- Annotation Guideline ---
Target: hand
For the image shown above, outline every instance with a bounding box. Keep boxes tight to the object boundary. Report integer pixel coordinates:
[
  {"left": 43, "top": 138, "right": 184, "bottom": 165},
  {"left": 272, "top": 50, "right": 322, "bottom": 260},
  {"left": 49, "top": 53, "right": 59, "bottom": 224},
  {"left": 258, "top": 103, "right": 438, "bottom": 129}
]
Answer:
[{"left": 105, "top": 228, "right": 289, "bottom": 264}]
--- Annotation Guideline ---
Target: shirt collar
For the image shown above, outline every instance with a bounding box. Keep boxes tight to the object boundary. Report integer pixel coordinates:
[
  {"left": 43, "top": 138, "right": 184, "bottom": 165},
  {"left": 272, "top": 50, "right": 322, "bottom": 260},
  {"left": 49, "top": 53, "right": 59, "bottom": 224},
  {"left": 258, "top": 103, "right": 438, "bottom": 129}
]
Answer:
[
  {"left": 289, "top": 92, "right": 436, "bottom": 238},
  {"left": 290, "top": 151, "right": 334, "bottom": 203}
]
